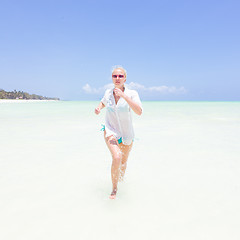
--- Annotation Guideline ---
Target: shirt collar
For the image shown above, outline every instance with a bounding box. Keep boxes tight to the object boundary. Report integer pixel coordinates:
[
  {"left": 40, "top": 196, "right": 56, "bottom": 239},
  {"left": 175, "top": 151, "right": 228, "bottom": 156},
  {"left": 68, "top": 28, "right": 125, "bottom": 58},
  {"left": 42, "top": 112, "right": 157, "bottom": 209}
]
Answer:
[{"left": 111, "top": 85, "right": 128, "bottom": 95}]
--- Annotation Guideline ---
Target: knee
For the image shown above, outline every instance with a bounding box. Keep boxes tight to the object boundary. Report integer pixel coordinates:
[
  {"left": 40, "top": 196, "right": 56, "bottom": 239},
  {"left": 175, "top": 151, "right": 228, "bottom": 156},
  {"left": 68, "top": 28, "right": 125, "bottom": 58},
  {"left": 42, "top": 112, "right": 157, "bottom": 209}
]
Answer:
[{"left": 112, "top": 152, "right": 122, "bottom": 166}]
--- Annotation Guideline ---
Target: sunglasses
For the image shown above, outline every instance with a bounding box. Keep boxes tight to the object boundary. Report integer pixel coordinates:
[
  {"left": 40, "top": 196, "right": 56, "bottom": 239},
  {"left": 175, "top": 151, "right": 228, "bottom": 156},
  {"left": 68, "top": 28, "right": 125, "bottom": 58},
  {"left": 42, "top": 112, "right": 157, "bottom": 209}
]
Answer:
[{"left": 112, "top": 74, "right": 125, "bottom": 78}]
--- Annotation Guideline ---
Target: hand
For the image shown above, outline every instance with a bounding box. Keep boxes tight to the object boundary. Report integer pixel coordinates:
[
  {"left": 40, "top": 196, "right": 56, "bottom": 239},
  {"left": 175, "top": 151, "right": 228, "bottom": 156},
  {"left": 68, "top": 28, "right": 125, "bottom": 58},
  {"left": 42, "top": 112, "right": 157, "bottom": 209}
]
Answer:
[
  {"left": 95, "top": 107, "right": 101, "bottom": 115},
  {"left": 113, "top": 88, "right": 125, "bottom": 98}
]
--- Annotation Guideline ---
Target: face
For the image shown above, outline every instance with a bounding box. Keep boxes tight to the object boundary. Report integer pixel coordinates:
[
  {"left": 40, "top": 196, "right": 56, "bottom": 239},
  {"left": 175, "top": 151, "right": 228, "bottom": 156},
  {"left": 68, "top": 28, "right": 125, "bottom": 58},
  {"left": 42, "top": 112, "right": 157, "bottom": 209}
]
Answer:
[{"left": 112, "top": 69, "right": 126, "bottom": 89}]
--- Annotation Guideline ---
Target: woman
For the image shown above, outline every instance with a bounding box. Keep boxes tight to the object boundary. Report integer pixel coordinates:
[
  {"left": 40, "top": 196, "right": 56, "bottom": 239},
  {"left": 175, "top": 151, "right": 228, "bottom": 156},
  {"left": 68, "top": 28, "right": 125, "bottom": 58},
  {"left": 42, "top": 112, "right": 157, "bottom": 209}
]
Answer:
[{"left": 95, "top": 66, "right": 142, "bottom": 199}]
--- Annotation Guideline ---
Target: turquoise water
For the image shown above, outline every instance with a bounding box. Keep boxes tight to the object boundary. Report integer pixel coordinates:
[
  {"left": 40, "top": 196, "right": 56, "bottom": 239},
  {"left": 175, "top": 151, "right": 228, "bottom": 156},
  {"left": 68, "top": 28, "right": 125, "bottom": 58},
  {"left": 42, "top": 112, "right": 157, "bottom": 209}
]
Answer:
[{"left": 1, "top": 101, "right": 240, "bottom": 240}]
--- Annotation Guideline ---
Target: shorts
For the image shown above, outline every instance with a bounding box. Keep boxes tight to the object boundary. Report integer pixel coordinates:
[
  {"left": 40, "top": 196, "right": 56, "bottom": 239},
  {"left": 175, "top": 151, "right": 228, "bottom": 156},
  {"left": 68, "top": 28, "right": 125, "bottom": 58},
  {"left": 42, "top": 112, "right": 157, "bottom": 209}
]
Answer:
[{"left": 101, "top": 124, "right": 122, "bottom": 144}]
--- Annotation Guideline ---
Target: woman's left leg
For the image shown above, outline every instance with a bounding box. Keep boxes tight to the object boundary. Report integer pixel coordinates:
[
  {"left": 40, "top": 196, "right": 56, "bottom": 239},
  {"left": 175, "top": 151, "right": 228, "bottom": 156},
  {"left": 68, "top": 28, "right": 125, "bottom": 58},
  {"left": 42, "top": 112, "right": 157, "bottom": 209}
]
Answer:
[{"left": 119, "top": 141, "right": 133, "bottom": 181}]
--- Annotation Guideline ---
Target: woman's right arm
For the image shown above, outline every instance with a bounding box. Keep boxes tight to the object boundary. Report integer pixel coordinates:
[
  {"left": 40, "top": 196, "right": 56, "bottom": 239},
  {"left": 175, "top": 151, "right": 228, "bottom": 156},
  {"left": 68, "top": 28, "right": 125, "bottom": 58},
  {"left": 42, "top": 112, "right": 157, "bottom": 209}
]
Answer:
[{"left": 95, "top": 102, "right": 105, "bottom": 115}]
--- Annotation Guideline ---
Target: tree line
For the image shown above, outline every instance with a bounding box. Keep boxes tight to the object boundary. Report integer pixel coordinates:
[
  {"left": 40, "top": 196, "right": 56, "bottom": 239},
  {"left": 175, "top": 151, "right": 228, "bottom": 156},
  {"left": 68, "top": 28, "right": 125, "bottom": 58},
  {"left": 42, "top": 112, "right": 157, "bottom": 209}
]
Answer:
[{"left": 0, "top": 89, "right": 60, "bottom": 100}]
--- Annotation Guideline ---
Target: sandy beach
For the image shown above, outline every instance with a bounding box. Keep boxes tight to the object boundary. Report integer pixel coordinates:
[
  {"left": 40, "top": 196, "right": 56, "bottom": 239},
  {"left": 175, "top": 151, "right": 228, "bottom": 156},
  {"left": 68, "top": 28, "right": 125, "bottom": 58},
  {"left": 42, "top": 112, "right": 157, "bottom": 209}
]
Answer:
[{"left": 0, "top": 101, "right": 240, "bottom": 240}]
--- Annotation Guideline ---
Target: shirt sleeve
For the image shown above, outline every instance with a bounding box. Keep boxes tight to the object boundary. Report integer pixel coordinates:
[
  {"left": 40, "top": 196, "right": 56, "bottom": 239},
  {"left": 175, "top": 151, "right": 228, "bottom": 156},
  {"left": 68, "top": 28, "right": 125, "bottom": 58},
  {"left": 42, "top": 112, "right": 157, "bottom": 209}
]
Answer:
[
  {"left": 131, "top": 90, "right": 142, "bottom": 109},
  {"left": 101, "top": 89, "right": 109, "bottom": 106}
]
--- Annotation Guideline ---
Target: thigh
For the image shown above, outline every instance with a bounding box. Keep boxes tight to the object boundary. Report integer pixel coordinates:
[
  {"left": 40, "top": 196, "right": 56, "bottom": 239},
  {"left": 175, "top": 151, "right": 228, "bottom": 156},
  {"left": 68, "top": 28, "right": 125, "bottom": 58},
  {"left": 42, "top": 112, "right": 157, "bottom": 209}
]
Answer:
[
  {"left": 104, "top": 131, "right": 121, "bottom": 159},
  {"left": 119, "top": 141, "right": 133, "bottom": 164}
]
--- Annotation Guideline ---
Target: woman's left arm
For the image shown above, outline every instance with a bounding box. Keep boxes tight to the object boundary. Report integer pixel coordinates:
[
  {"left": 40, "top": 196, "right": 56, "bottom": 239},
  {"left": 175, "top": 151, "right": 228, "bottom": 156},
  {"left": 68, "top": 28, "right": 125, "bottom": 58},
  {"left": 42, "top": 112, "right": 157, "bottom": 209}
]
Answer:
[
  {"left": 124, "top": 95, "right": 142, "bottom": 115},
  {"left": 114, "top": 88, "right": 142, "bottom": 116}
]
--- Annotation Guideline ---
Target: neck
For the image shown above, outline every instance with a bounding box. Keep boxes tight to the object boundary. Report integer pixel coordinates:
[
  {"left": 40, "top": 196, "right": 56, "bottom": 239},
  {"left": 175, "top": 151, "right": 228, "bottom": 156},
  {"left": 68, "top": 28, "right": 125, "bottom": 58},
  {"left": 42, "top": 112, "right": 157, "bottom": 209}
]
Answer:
[{"left": 115, "top": 86, "right": 125, "bottom": 91}]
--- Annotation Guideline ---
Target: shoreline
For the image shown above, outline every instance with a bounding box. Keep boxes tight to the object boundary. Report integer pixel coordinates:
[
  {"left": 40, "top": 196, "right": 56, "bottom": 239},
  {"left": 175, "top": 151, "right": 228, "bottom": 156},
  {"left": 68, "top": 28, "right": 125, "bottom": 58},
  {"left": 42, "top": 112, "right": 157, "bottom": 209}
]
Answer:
[{"left": 0, "top": 99, "right": 59, "bottom": 103}]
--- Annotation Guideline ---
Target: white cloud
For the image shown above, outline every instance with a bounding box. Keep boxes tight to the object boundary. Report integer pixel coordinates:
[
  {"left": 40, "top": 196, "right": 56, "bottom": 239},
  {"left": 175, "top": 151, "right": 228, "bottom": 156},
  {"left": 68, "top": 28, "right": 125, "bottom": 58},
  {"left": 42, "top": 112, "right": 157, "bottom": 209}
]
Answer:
[
  {"left": 127, "top": 82, "right": 146, "bottom": 90},
  {"left": 82, "top": 84, "right": 94, "bottom": 93},
  {"left": 127, "top": 82, "right": 187, "bottom": 94},
  {"left": 82, "top": 83, "right": 114, "bottom": 94},
  {"left": 82, "top": 82, "right": 187, "bottom": 94}
]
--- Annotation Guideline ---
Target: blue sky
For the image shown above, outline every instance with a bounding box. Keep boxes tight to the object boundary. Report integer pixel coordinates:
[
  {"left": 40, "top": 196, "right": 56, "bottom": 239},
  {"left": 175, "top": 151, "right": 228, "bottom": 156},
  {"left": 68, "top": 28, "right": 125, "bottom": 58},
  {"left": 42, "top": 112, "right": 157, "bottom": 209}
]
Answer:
[{"left": 0, "top": 0, "right": 239, "bottom": 100}]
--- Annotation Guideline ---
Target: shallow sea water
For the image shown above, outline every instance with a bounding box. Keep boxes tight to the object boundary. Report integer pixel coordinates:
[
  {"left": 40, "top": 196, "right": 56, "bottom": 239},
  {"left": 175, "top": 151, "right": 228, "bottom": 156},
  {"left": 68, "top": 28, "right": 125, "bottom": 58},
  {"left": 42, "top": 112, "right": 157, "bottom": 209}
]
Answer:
[{"left": 0, "top": 101, "right": 240, "bottom": 240}]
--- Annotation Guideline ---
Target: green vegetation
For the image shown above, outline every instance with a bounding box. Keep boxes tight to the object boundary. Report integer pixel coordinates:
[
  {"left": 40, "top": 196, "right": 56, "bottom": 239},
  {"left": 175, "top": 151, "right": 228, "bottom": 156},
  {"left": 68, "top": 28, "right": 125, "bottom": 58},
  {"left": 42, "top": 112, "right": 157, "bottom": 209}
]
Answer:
[{"left": 0, "top": 89, "right": 60, "bottom": 100}]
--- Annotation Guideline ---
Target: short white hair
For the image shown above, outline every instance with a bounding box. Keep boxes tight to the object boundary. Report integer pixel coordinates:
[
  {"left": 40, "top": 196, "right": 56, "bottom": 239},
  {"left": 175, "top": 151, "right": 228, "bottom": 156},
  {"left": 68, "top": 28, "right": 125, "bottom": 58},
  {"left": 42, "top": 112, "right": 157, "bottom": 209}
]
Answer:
[{"left": 111, "top": 65, "right": 127, "bottom": 78}]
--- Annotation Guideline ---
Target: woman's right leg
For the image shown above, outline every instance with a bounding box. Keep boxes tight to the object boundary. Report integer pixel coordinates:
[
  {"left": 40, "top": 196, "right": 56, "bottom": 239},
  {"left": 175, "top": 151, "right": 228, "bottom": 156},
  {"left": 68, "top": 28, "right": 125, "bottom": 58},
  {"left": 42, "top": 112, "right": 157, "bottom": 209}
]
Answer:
[
  {"left": 119, "top": 141, "right": 133, "bottom": 181},
  {"left": 104, "top": 132, "right": 122, "bottom": 199}
]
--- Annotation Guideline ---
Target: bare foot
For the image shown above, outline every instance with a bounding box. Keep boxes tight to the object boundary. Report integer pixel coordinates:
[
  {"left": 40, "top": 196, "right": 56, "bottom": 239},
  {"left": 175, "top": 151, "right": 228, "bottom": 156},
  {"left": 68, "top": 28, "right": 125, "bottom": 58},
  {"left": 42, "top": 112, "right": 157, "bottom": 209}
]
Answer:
[{"left": 109, "top": 189, "right": 117, "bottom": 199}]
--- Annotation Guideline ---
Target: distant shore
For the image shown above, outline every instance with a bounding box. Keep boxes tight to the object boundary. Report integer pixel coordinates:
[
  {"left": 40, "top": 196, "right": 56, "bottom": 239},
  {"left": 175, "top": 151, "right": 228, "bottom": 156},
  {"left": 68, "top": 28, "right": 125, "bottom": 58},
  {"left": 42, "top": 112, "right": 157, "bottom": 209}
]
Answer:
[
  {"left": 0, "top": 99, "right": 60, "bottom": 103},
  {"left": 0, "top": 89, "right": 60, "bottom": 101}
]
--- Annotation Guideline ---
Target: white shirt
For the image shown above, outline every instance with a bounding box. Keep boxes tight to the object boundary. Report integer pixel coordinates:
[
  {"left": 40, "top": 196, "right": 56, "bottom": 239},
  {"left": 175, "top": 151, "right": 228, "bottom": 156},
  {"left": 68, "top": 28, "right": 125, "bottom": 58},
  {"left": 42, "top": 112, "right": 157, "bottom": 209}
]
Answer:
[{"left": 101, "top": 86, "right": 142, "bottom": 145}]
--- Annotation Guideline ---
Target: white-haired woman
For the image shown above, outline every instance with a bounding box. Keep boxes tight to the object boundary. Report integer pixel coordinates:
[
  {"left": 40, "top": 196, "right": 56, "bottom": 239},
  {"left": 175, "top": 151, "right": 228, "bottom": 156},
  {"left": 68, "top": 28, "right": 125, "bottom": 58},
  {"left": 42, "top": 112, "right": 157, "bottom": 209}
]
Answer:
[{"left": 95, "top": 66, "right": 142, "bottom": 199}]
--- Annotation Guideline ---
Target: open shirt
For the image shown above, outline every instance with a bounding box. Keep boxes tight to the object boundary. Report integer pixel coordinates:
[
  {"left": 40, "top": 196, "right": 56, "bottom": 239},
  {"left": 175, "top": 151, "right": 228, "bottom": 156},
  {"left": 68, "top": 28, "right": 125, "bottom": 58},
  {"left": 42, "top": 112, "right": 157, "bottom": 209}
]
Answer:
[{"left": 101, "top": 86, "right": 142, "bottom": 145}]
